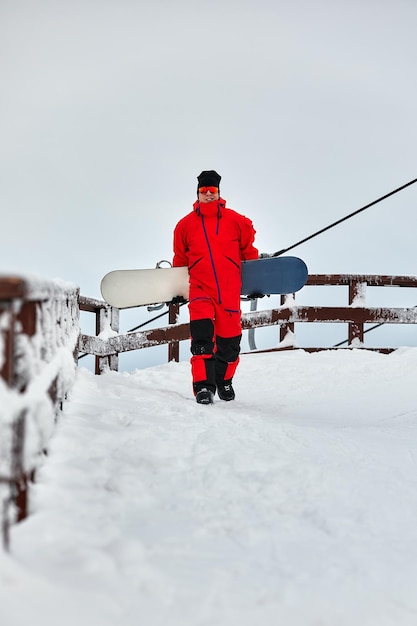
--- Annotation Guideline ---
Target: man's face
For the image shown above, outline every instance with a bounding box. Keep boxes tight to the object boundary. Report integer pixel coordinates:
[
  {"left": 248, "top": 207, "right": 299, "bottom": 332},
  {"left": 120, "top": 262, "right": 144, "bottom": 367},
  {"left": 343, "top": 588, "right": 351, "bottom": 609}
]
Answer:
[{"left": 198, "top": 186, "right": 219, "bottom": 203}]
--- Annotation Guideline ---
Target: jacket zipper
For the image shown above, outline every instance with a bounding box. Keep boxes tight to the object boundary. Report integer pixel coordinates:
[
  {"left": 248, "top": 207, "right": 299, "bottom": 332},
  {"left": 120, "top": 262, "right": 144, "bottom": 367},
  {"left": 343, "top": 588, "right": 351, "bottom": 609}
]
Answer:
[{"left": 201, "top": 215, "right": 222, "bottom": 304}]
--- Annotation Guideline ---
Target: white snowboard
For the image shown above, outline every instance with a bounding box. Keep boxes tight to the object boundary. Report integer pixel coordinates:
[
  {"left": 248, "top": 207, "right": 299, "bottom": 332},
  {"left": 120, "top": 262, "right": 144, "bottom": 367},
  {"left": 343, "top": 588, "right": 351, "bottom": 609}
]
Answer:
[{"left": 100, "top": 267, "right": 190, "bottom": 308}]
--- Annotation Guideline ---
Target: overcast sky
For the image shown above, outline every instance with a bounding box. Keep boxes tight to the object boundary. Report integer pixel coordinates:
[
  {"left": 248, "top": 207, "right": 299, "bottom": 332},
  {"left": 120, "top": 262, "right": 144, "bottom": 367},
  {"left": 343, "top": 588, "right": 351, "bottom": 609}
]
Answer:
[{"left": 1, "top": 0, "right": 417, "bottom": 363}]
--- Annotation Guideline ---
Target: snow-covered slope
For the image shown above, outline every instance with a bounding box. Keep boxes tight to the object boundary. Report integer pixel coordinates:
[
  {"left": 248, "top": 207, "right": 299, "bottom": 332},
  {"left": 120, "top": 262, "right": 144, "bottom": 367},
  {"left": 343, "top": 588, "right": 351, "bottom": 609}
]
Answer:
[{"left": 2, "top": 349, "right": 417, "bottom": 626}]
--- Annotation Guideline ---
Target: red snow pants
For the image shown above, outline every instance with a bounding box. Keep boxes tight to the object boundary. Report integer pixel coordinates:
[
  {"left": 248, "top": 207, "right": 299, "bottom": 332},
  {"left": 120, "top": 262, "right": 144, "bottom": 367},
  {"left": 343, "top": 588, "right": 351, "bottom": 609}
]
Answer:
[{"left": 188, "top": 290, "right": 242, "bottom": 395}]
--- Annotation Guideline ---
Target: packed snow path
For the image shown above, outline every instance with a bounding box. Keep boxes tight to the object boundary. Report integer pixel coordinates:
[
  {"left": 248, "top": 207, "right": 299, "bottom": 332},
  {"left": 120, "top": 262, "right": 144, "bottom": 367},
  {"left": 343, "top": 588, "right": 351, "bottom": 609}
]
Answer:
[{"left": 3, "top": 350, "right": 417, "bottom": 626}]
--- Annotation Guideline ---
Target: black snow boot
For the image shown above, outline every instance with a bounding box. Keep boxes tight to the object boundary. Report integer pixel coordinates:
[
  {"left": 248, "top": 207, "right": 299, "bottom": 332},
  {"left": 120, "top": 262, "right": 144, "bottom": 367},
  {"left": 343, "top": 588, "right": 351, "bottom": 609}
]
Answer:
[
  {"left": 217, "top": 380, "right": 235, "bottom": 401},
  {"left": 196, "top": 387, "right": 214, "bottom": 405}
]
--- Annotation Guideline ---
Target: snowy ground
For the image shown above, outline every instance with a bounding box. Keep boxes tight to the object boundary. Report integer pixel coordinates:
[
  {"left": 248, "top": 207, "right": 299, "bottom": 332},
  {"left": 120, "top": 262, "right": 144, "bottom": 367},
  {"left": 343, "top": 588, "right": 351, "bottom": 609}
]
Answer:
[{"left": 2, "top": 348, "right": 417, "bottom": 626}]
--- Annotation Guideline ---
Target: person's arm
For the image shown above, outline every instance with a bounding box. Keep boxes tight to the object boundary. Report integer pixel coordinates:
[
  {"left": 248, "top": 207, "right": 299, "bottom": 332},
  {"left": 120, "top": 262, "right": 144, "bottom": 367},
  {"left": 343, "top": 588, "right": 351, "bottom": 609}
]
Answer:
[
  {"left": 173, "top": 222, "right": 189, "bottom": 267},
  {"left": 239, "top": 216, "right": 259, "bottom": 260}
]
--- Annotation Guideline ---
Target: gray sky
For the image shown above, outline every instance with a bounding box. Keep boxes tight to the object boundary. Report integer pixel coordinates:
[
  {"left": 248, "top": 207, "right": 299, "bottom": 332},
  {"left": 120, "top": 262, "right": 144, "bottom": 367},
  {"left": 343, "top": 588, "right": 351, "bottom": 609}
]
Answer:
[{"left": 2, "top": 0, "right": 417, "bottom": 363}]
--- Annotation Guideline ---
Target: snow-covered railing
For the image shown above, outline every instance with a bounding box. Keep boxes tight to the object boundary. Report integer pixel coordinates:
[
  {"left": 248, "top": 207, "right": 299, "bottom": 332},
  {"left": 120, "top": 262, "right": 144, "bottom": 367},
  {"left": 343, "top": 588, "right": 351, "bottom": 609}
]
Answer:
[
  {"left": 0, "top": 275, "right": 79, "bottom": 550},
  {"left": 79, "top": 274, "right": 417, "bottom": 365},
  {"left": 78, "top": 295, "right": 119, "bottom": 374},
  {"left": 272, "top": 273, "right": 417, "bottom": 350}
]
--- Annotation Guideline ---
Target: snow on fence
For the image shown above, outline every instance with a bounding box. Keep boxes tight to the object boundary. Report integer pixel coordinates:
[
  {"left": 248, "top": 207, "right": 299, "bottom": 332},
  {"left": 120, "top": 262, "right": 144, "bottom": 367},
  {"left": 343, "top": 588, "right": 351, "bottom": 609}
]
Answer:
[
  {"left": 78, "top": 295, "right": 119, "bottom": 374},
  {"left": 0, "top": 275, "right": 79, "bottom": 550},
  {"left": 79, "top": 274, "right": 417, "bottom": 366}
]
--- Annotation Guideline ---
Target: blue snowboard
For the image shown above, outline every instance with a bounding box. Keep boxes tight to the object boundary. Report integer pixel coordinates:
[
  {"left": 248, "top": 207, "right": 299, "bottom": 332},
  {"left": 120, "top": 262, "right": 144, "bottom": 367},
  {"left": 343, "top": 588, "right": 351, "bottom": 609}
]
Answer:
[{"left": 242, "top": 256, "right": 308, "bottom": 297}]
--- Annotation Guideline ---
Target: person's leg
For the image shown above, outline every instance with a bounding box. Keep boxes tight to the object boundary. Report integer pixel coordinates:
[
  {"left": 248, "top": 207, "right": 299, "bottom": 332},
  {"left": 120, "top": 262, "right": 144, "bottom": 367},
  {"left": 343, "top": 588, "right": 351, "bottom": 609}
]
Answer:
[
  {"left": 214, "top": 308, "right": 242, "bottom": 401},
  {"left": 214, "top": 334, "right": 241, "bottom": 400},
  {"left": 189, "top": 294, "right": 216, "bottom": 400}
]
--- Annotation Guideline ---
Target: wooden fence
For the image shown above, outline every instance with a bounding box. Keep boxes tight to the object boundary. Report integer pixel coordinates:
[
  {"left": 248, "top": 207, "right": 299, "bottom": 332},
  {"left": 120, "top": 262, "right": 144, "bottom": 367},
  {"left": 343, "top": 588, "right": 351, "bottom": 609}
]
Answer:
[
  {"left": 0, "top": 276, "right": 79, "bottom": 550},
  {"left": 79, "top": 274, "right": 417, "bottom": 368}
]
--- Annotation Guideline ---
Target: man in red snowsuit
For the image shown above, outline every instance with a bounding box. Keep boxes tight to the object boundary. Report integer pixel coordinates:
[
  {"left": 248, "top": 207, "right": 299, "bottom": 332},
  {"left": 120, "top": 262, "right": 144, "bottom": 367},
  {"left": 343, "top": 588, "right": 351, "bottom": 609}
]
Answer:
[{"left": 173, "top": 170, "right": 258, "bottom": 404}]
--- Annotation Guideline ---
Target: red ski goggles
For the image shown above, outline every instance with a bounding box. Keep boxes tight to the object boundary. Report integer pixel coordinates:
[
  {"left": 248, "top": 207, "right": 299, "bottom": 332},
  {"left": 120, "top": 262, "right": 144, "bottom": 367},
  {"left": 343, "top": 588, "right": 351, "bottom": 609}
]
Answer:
[{"left": 198, "top": 186, "right": 219, "bottom": 194}]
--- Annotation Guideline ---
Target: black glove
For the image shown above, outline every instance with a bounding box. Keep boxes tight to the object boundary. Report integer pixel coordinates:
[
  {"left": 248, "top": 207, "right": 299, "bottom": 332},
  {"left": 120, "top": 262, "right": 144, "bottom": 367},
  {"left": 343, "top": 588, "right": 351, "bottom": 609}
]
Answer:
[
  {"left": 247, "top": 292, "right": 265, "bottom": 300},
  {"left": 170, "top": 295, "right": 187, "bottom": 305}
]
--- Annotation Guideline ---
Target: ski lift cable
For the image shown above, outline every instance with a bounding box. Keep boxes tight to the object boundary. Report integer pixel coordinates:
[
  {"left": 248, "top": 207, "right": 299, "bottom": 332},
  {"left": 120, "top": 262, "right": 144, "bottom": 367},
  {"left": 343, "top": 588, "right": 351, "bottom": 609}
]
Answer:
[
  {"left": 272, "top": 176, "right": 417, "bottom": 257},
  {"left": 255, "top": 177, "right": 417, "bottom": 351}
]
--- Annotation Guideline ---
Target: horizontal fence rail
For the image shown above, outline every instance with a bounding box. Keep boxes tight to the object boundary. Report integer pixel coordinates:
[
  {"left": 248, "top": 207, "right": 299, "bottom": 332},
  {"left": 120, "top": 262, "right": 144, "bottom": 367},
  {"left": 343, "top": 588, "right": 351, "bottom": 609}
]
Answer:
[
  {"left": 0, "top": 275, "right": 79, "bottom": 550},
  {"left": 79, "top": 274, "right": 417, "bottom": 364},
  {"left": 306, "top": 274, "right": 417, "bottom": 287}
]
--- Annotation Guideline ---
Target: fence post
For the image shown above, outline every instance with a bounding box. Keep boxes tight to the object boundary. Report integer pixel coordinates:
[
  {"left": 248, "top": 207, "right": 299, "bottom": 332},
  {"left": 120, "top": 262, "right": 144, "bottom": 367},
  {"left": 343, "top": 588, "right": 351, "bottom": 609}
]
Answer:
[
  {"left": 168, "top": 302, "right": 180, "bottom": 362},
  {"left": 348, "top": 279, "right": 366, "bottom": 344},
  {"left": 280, "top": 294, "right": 295, "bottom": 343},
  {"left": 11, "top": 411, "right": 28, "bottom": 522},
  {"left": 0, "top": 307, "right": 14, "bottom": 385},
  {"left": 96, "top": 305, "right": 120, "bottom": 374}
]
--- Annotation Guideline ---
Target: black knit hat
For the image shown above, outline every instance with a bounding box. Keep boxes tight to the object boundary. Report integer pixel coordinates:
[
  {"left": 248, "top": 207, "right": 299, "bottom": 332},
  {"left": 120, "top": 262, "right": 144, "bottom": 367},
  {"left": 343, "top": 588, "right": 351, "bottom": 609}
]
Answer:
[{"left": 197, "top": 170, "right": 221, "bottom": 194}]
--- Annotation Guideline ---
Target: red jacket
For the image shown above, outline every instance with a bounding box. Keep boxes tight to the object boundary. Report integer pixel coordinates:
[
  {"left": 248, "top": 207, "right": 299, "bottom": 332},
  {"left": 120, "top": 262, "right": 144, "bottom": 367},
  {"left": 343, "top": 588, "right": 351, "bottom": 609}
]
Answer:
[{"left": 173, "top": 198, "right": 258, "bottom": 310}]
